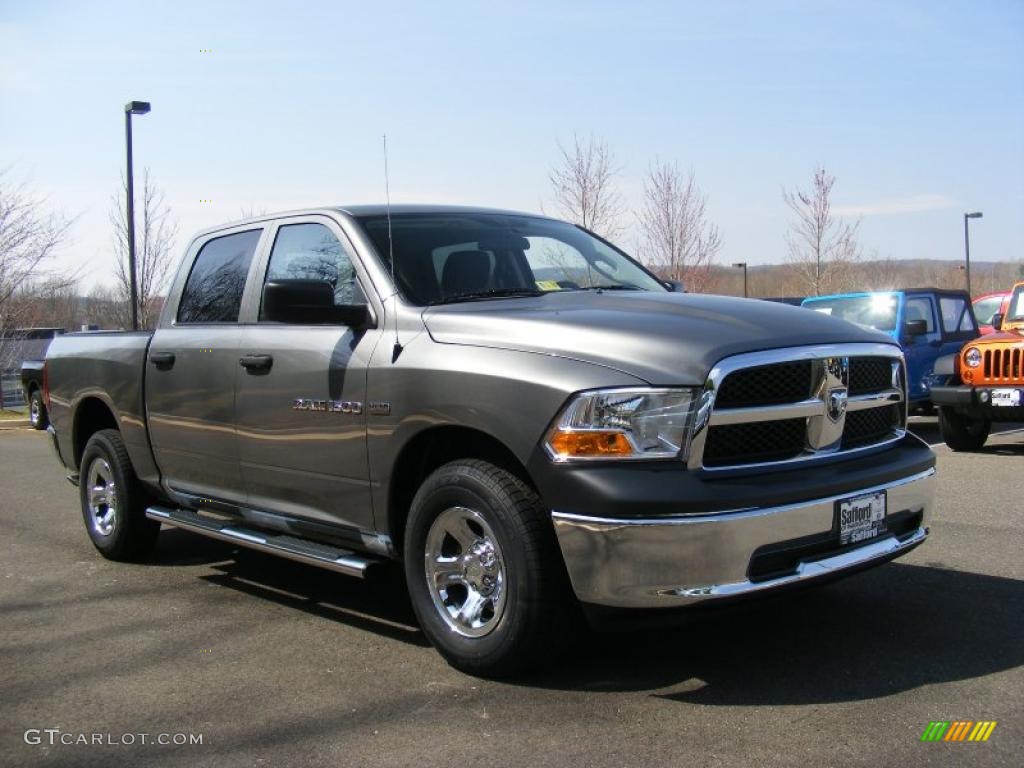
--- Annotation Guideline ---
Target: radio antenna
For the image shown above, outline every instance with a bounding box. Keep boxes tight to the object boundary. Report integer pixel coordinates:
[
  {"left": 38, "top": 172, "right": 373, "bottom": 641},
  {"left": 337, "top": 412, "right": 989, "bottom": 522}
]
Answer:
[{"left": 383, "top": 134, "right": 402, "bottom": 360}]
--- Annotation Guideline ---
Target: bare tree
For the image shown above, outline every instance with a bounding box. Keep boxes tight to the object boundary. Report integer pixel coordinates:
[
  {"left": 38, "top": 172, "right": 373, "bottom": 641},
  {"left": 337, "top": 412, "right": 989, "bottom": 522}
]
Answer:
[
  {"left": 548, "top": 135, "right": 624, "bottom": 239},
  {"left": 110, "top": 169, "right": 178, "bottom": 329},
  {"left": 85, "top": 285, "right": 128, "bottom": 329},
  {"left": 783, "top": 166, "right": 860, "bottom": 296},
  {"left": 637, "top": 161, "right": 722, "bottom": 292},
  {"left": 240, "top": 205, "right": 268, "bottom": 219},
  {"left": 0, "top": 170, "right": 74, "bottom": 333}
]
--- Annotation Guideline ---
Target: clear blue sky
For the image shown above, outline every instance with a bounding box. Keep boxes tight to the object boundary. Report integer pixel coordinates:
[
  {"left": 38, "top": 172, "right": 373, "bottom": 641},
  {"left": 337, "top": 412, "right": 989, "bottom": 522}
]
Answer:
[{"left": 2, "top": 0, "right": 1022, "bottom": 288}]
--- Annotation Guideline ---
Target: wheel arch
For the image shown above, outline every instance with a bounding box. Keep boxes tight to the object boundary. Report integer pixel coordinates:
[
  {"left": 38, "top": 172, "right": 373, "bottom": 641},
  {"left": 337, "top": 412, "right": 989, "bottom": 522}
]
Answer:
[
  {"left": 386, "top": 424, "right": 537, "bottom": 559},
  {"left": 72, "top": 396, "right": 120, "bottom": 470}
]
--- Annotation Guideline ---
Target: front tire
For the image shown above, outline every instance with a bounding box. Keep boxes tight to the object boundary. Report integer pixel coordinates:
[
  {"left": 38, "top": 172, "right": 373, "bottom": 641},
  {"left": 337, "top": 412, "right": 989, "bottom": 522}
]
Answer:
[
  {"left": 404, "top": 459, "right": 573, "bottom": 677},
  {"left": 29, "top": 390, "right": 48, "bottom": 430},
  {"left": 79, "top": 429, "right": 160, "bottom": 561},
  {"left": 938, "top": 406, "right": 991, "bottom": 451}
]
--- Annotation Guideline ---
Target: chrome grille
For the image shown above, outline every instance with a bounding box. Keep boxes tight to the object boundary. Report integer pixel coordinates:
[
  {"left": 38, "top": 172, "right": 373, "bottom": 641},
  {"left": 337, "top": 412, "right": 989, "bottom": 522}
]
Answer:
[{"left": 689, "top": 344, "right": 906, "bottom": 472}]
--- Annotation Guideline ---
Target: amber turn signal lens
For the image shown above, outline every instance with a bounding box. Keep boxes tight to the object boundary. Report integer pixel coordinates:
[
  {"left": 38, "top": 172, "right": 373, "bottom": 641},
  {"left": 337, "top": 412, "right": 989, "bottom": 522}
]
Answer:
[{"left": 547, "top": 430, "right": 633, "bottom": 458}]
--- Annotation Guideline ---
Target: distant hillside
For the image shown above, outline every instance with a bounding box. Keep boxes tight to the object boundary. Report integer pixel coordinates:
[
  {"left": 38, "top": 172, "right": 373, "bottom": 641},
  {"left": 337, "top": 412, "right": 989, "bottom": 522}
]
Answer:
[{"left": 696, "top": 258, "right": 1023, "bottom": 299}]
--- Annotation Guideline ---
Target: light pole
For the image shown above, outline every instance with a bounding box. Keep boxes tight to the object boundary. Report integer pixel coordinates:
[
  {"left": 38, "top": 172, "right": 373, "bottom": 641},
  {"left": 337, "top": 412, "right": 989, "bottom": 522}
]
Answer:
[
  {"left": 963, "top": 211, "right": 982, "bottom": 297},
  {"left": 125, "top": 100, "right": 151, "bottom": 331},
  {"left": 733, "top": 262, "right": 748, "bottom": 297}
]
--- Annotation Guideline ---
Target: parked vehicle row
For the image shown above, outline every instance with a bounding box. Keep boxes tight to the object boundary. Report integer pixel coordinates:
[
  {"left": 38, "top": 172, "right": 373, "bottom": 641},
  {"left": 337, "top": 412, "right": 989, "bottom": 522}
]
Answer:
[{"left": 801, "top": 289, "right": 978, "bottom": 411}]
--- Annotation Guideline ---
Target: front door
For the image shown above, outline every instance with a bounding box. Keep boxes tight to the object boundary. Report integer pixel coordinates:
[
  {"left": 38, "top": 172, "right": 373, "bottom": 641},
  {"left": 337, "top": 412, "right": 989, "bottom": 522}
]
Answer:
[
  {"left": 146, "top": 227, "right": 265, "bottom": 503},
  {"left": 902, "top": 294, "right": 941, "bottom": 403},
  {"left": 234, "top": 217, "right": 379, "bottom": 531}
]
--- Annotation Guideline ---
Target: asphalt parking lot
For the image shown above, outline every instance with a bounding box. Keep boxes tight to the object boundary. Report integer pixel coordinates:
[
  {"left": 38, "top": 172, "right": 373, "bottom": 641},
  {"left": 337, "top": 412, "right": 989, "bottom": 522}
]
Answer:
[{"left": 1, "top": 423, "right": 1022, "bottom": 767}]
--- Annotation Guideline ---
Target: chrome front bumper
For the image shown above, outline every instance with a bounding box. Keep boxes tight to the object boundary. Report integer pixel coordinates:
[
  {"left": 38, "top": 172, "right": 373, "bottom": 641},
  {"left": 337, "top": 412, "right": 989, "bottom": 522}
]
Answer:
[{"left": 551, "top": 468, "right": 934, "bottom": 608}]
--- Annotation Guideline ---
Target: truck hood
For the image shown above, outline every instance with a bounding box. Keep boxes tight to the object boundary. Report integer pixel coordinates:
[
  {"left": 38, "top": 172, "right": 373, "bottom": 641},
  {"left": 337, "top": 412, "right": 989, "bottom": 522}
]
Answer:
[{"left": 421, "top": 291, "right": 893, "bottom": 385}]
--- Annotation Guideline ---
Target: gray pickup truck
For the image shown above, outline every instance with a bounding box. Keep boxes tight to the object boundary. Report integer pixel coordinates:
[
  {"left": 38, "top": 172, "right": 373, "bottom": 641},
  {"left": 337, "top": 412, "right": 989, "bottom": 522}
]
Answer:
[{"left": 43, "top": 205, "right": 935, "bottom": 675}]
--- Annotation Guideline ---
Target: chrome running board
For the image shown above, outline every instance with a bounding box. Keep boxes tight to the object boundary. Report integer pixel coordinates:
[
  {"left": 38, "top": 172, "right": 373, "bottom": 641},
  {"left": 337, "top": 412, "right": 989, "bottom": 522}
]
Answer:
[{"left": 145, "top": 506, "right": 380, "bottom": 578}]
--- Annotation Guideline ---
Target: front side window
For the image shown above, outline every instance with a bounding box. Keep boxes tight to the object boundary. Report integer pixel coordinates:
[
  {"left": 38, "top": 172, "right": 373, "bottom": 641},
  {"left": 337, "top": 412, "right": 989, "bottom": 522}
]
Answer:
[
  {"left": 356, "top": 213, "right": 666, "bottom": 305},
  {"left": 177, "top": 229, "right": 262, "bottom": 323},
  {"left": 262, "top": 223, "right": 364, "bottom": 316},
  {"left": 904, "top": 297, "right": 936, "bottom": 333}
]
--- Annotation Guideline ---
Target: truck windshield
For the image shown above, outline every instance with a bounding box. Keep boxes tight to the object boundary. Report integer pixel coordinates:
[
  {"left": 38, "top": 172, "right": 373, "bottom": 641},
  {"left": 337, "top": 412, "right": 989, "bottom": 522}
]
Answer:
[
  {"left": 1008, "top": 286, "right": 1024, "bottom": 322},
  {"left": 803, "top": 294, "right": 899, "bottom": 332},
  {"left": 356, "top": 213, "right": 666, "bottom": 305}
]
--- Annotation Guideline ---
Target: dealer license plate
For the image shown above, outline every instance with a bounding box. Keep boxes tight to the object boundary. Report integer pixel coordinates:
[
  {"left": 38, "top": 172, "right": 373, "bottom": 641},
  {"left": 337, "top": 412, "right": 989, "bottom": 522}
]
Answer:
[
  {"left": 837, "top": 491, "right": 887, "bottom": 546},
  {"left": 991, "top": 388, "right": 1021, "bottom": 407}
]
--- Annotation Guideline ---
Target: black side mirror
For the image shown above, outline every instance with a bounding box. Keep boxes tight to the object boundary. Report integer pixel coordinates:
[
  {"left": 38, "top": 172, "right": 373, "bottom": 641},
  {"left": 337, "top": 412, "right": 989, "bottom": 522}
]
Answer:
[
  {"left": 990, "top": 312, "right": 1004, "bottom": 331},
  {"left": 664, "top": 279, "right": 686, "bottom": 293},
  {"left": 903, "top": 319, "right": 928, "bottom": 338},
  {"left": 263, "top": 280, "right": 369, "bottom": 327}
]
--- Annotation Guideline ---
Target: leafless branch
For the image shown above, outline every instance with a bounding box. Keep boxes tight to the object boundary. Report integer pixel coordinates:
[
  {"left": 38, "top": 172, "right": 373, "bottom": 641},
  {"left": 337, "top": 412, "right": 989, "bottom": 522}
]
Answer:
[
  {"left": 636, "top": 161, "right": 722, "bottom": 292},
  {"left": 0, "top": 169, "right": 75, "bottom": 332},
  {"left": 548, "top": 134, "right": 624, "bottom": 239},
  {"left": 783, "top": 166, "right": 861, "bottom": 296},
  {"left": 109, "top": 169, "right": 178, "bottom": 329}
]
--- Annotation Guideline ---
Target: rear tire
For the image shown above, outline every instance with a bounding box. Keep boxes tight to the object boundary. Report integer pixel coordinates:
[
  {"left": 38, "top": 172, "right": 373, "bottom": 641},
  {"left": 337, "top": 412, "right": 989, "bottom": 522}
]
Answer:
[
  {"left": 79, "top": 429, "right": 160, "bottom": 561},
  {"left": 403, "top": 459, "right": 574, "bottom": 677},
  {"left": 938, "top": 406, "right": 990, "bottom": 451},
  {"left": 29, "top": 390, "right": 48, "bottom": 430}
]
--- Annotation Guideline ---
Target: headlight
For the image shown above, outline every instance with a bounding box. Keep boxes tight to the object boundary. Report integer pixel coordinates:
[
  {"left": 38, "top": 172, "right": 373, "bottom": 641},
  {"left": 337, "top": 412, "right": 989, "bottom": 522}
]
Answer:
[
  {"left": 964, "top": 347, "right": 982, "bottom": 368},
  {"left": 544, "top": 388, "right": 700, "bottom": 461}
]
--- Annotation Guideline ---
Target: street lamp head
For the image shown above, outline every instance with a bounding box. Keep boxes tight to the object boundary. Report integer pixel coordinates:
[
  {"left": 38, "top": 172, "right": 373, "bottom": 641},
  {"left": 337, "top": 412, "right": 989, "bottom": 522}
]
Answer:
[
  {"left": 966, "top": 211, "right": 983, "bottom": 219},
  {"left": 732, "top": 262, "right": 747, "bottom": 268},
  {"left": 125, "top": 101, "right": 151, "bottom": 115}
]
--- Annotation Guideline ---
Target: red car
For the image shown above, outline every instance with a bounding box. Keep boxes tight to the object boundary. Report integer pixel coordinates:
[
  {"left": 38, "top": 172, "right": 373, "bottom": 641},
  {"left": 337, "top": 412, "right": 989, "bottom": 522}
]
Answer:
[{"left": 973, "top": 291, "right": 1011, "bottom": 334}]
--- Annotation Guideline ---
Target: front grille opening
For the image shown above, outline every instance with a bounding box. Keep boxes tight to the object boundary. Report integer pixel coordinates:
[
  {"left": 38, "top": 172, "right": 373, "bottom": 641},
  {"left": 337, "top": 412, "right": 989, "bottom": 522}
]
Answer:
[
  {"left": 714, "top": 361, "right": 814, "bottom": 408},
  {"left": 703, "top": 418, "right": 807, "bottom": 467},
  {"left": 842, "top": 404, "right": 901, "bottom": 449},
  {"left": 983, "top": 348, "right": 1023, "bottom": 381},
  {"left": 747, "top": 509, "right": 923, "bottom": 583},
  {"left": 848, "top": 357, "right": 893, "bottom": 395}
]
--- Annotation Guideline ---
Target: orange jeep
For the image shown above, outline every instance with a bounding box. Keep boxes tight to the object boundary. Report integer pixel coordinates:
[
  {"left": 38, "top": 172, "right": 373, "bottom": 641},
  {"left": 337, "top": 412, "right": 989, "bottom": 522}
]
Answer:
[{"left": 931, "top": 281, "right": 1024, "bottom": 449}]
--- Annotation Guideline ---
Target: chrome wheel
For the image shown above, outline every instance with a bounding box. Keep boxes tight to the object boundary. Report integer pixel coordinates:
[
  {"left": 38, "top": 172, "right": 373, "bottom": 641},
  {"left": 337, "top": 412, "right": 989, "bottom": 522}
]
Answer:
[
  {"left": 424, "top": 506, "right": 507, "bottom": 638},
  {"left": 86, "top": 458, "right": 118, "bottom": 537},
  {"left": 29, "top": 398, "right": 40, "bottom": 426}
]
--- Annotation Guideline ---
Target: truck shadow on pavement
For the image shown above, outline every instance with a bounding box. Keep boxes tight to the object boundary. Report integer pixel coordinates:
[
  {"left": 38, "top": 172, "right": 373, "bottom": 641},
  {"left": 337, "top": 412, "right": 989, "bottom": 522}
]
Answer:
[
  {"left": 154, "top": 535, "right": 430, "bottom": 647},
  {"left": 531, "top": 562, "right": 1024, "bottom": 704},
  {"left": 152, "top": 530, "right": 1023, "bottom": 703}
]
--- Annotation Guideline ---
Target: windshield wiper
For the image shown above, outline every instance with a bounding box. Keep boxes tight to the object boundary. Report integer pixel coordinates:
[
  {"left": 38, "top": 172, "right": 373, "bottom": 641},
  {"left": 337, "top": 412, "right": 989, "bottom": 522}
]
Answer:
[
  {"left": 572, "top": 283, "right": 644, "bottom": 292},
  {"left": 431, "top": 287, "right": 545, "bottom": 305}
]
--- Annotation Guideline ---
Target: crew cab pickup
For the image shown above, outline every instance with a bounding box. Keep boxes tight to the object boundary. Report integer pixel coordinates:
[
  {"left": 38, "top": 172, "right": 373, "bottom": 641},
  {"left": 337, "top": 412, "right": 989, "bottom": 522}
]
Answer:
[
  {"left": 43, "top": 206, "right": 936, "bottom": 675},
  {"left": 931, "top": 281, "right": 1024, "bottom": 449},
  {"left": 801, "top": 289, "right": 979, "bottom": 409}
]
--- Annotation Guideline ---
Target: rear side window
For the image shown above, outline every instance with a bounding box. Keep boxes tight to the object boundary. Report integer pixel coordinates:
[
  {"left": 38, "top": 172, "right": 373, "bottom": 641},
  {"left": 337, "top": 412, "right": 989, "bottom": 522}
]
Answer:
[
  {"left": 263, "top": 223, "right": 364, "bottom": 313},
  {"left": 939, "top": 295, "right": 975, "bottom": 333},
  {"left": 177, "top": 230, "right": 262, "bottom": 323}
]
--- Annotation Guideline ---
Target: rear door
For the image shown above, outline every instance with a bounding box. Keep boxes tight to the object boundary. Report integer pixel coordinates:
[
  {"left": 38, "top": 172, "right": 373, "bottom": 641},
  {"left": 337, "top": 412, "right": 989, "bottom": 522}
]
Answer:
[
  {"left": 146, "top": 226, "right": 266, "bottom": 503},
  {"left": 233, "top": 216, "right": 381, "bottom": 531}
]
